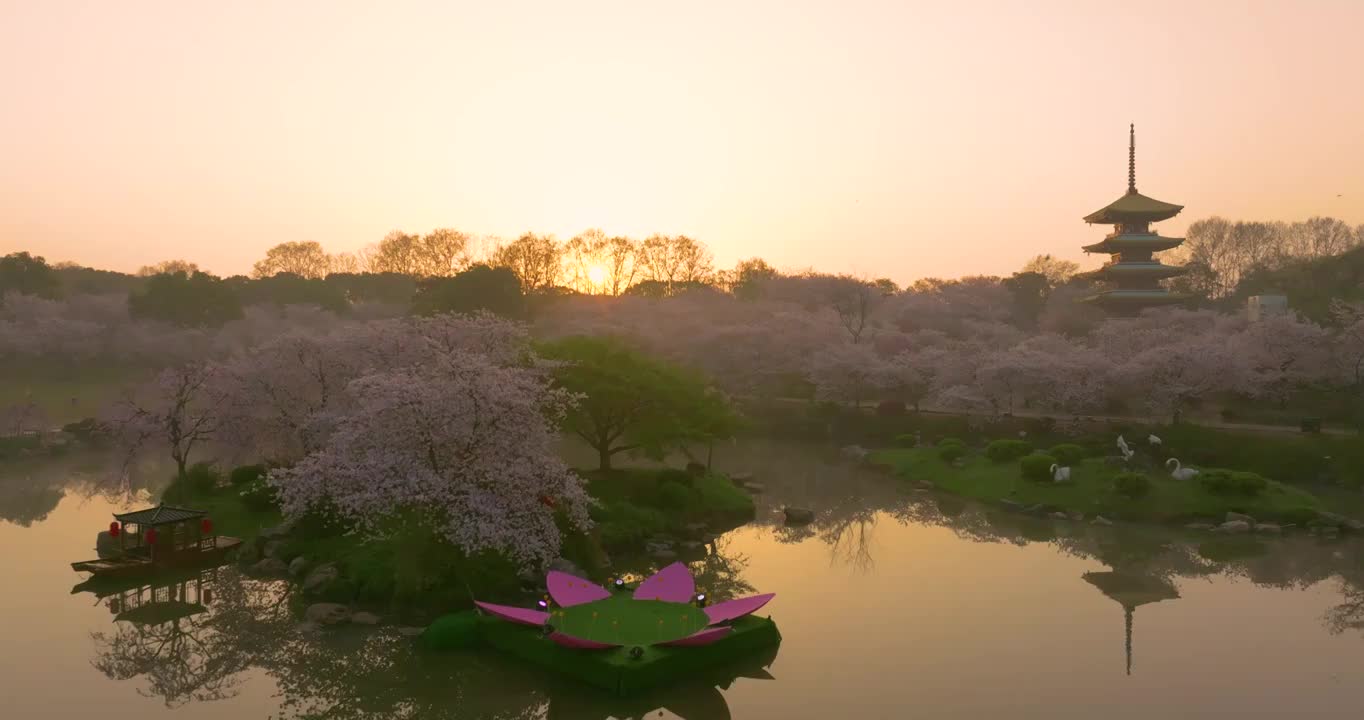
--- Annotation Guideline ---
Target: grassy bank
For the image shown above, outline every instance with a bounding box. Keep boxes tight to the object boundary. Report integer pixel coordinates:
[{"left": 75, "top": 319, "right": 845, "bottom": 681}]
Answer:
[
  {"left": 744, "top": 400, "right": 1364, "bottom": 490},
  {"left": 870, "top": 447, "right": 1325, "bottom": 525}
]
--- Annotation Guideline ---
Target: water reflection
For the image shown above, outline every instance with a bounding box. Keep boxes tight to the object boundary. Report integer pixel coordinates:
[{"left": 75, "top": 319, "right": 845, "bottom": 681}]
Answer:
[
  {"left": 85, "top": 567, "right": 290, "bottom": 705},
  {"left": 13, "top": 443, "right": 1364, "bottom": 717}
]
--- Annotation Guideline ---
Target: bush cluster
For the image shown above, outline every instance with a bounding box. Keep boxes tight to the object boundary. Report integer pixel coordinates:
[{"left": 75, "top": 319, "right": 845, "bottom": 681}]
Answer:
[
  {"left": 986, "top": 439, "right": 1033, "bottom": 462},
  {"left": 1198, "top": 469, "right": 1269, "bottom": 497},
  {"left": 1019, "top": 453, "right": 1057, "bottom": 482},
  {"left": 1047, "top": 444, "right": 1087, "bottom": 466},
  {"left": 1114, "top": 472, "right": 1151, "bottom": 499},
  {"left": 938, "top": 438, "right": 967, "bottom": 461},
  {"left": 894, "top": 433, "right": 918, "bottom": 448}
]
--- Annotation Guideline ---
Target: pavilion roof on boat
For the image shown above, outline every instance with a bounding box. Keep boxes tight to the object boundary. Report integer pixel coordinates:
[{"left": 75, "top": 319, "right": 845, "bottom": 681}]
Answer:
[{"left": 113, "top": 504, "right": 207, "bottom": 527}]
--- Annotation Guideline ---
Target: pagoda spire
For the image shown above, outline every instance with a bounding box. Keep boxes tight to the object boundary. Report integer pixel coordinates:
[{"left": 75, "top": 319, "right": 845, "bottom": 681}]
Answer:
[{"left": 1128, "top": 123, "right": 1136, "bottom": 194}]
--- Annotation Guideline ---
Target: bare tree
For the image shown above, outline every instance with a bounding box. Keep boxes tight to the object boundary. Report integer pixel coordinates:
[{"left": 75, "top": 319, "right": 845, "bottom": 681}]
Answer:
[
  {"left": 109, "top": 363, "right": 224, "bottom": 479},
  {"left": 489, "top": 233, "right": 562, "bottom": 292},
  {"left": 637, "top": 234, "right": 714, "bottom": 291},
  {"left": 251, "top": 242, "right": 331, "bottom": 279}
]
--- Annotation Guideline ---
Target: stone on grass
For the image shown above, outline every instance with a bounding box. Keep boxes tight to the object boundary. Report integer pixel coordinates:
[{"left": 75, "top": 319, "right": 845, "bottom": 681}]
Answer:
[
  {"left": 259, "top": 521, "right": 294, "bottom": 540},
  {"left": 305, "top": 603, "right": 351, "bottom": 625},
  {"left": 1225, "top": 512, "right": 1256, "bottom": 525},
  {"left": 302, "top": 563, "right": 340, "bottom": 593},
  {"left": 1255, "top": 523, "right": 1282, "bottom": 535},
  {"left": 784, "top": 507, "right": 815, "bottom": 525},
  {"left": 288, "top": 556, "right": 309, "bottom": 577},
  {"left": 263, "top": 540, "right": 285, "bottom": 559},
  {"left": 652, "top": 548, "right": 679, "bottom": 562},
  {"left": 397, "top": 626, "right": 426, "bottom": 638},
  {"left": 350, "top": 611, "right": 381, "bottom": 625},
  {"left": 1091, "top": 516, "right": 1113, "bottom": 526},
  {"left": 1185, "top": 523, "right": 1216, "bottom": 531},
  {"left": 295, "top": 622, "right": 321, "bottom": 635},
  {"left": 1050, "top": 512, "right": 1069, "bottom": 520},
  {"left": 1216, "top": 520, "right": 1251, "bottom": 534},
  {"left": 1317, "top": 511, "right": 1364, "bottom": 532}
]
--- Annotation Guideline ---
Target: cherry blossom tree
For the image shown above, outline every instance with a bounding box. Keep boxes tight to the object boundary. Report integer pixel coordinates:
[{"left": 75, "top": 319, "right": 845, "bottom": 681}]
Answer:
[
  {"left": 268, "top": 351, "right": 591, "bottom": 571},
  {"left": 1228, "top": 313, "right": 1333, "bottom": 407},
  {"left": 807, "top": 342, "right": 886, "bottom": 407},
  {"left": 107, "top": 362, "right": 225, "bottom": 479},
  {"left": 1110, "top": 336, "right": 1245, "bottom": 422}
]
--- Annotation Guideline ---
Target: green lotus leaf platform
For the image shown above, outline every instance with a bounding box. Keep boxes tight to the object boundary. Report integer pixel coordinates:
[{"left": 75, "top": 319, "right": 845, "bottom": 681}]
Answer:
[{"left": 428, "top": 562, "right": 781, "bottom": 696}]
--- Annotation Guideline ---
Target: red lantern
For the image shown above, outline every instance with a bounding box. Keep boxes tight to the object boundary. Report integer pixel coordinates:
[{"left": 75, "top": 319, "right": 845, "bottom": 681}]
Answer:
[
  {"left": 145, "top": 528, "right": 159, "bottom": 545},
  {"left": 108, "top": 521, "right": 120, "bottom": 538},
  {"left": 201, "top": 518, "right": 213, "bottom": 535}
]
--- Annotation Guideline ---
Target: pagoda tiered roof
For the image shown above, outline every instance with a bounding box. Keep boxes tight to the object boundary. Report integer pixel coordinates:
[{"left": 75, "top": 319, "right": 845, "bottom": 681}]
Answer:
[
  {"left": 1082, "top": 190, "right": 1184, "bottom": 224},
  {"left": 1082, "top": 232, "right": 1185, "bottom": 254},
  {"left": 1082, "top": 261, "right": 1187, "bottom": 281}
]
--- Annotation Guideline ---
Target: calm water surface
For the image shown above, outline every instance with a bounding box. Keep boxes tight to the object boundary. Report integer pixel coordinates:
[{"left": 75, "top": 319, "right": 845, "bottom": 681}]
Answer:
[{"left": 4, "top": 442, "right": 1364, "bottom": 719}]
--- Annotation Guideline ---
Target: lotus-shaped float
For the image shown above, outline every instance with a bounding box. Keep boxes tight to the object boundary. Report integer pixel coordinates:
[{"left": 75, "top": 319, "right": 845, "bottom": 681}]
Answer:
[{"left": 475, "top": 562, "right": 775, "bottom": 649}]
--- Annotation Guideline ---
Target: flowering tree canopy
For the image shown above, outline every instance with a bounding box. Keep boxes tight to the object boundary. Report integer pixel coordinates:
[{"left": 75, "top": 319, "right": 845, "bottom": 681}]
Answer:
[{"left": 268, "top": 351, "right": 591, "bottom": 571}]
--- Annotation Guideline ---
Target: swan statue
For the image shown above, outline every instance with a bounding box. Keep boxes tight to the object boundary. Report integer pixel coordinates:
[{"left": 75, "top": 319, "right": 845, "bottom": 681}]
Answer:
[
  {"left": 1050, "top": 463, "right": 1071, "bottom": 483},
  {"left": 1116, "top": 435, "right": 1134, "bottom": 461},
  {"left": 1166, "top": 458, "right": 1198, "bottom": 481}
]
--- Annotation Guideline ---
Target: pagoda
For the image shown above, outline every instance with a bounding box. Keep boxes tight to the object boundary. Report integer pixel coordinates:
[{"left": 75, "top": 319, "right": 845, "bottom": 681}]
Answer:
[{"left": 1079, "top": 125, "right": 1187, "bottom": 311}]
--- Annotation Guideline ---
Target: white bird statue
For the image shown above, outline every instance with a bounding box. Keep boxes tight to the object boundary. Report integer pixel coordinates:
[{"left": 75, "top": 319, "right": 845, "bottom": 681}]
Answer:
[
  {"left": 1166, "top": 458, "right": 1198, "bottom": 481},
  {"left": 1148, "top": 434, "right": 1162, "bottom": 447},
  {"left": 1116, "top": 435, "right": 1134, "bottom": 461},
  {"left": 1050, "top": 463, "right": 1071, "bottom": 483}
]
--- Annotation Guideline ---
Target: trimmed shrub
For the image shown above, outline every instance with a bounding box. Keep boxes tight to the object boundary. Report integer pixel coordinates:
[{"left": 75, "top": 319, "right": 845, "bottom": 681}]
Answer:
[
  {"left": 1198, "top": 469, "right": 1269, "bottom": 497},
  {"left": 230, "top": 464, "right": 267, "bottom": 487},
  {"left": 939, "top": 443, "right": 967, "bottom": 462},
  {"left": 653, "top": 481, "right": 698, "bottom": 512},
  {"left": 1114, "top": 472, "right": 1151, "bottom": 499},
  {"left": 1020, "top": 453, "right": 1057, "bottom": 482},
  {"left": 685, "top": 461, "right": 707, "bottom": 476},
  {"left": 938, "top": 437, "right": 966, "bottom": 448},
  {"left": 1048, "top": 444, "right": 1087, "bottom": 466},
  {"left": 986, "top": 439, "right": 1033, "bottom": 463},
  {"left": 894, "top": 433, "right": 918, "bottom": 448}
]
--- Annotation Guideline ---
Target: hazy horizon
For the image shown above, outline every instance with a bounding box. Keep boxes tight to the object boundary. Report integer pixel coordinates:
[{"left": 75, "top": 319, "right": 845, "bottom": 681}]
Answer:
[{"left": 3, "top": 0, "right": 1362, "bottom": 285}]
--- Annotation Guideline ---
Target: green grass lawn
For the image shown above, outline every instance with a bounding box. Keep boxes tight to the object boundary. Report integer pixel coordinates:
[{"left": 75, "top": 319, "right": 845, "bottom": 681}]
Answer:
[{"left": 870, "top": 447, "right": 1324, "bottom": 525}]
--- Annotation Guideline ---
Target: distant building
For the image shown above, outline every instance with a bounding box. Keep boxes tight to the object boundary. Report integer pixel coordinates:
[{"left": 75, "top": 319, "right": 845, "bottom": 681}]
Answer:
[
  {"left": 1078, "top": 125, "right": 1187, "bottom": 314},
  {"left": 1247, "top": 294, "right": 1288, "bottom": 322}
]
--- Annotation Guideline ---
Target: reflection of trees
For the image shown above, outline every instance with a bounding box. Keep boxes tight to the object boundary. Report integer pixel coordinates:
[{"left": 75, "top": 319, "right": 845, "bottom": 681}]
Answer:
[
  {"left": 1325, "top": 584, "right": 1364, "bottom": 636},
  {"left": 0, "top": 475, "right": 63, "bottom": 526},
  {"left": 821, "top": 509, "right": 878, "bottom": 573},
  {"left": 88, "top": 568, "right": 291, "bottom": 706},
  {"left": 689, "top": 536, "right": 756, "bottom": 601}
]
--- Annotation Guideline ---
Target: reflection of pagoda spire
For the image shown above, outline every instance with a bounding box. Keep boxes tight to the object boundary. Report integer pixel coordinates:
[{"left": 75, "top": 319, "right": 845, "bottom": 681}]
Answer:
[{"left": 1083, "top": 571, "right": 1179, "bottom": 676}]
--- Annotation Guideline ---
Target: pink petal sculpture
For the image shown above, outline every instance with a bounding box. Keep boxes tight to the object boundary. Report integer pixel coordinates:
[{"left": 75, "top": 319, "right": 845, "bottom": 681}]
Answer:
[
  {"left": 548, "top": 632, "right": 617, "bottom": 650},
  {"left": 476, "top": 563, "right": 774, "bottom": 650},
  {"left": 474, "top": 601, "right": 549, "bottom": 627},
  {"left": 632, "top": 561, "right": 695, "bottom": 603},
  {"left": 703, "top": 593, "right": 776, "bottom": 625},
  {"left": 657, "top": 626, "right": 732, "bottom": 647},
  {"left": 547, "top": 570, "right": 612, "bottom": 607}
]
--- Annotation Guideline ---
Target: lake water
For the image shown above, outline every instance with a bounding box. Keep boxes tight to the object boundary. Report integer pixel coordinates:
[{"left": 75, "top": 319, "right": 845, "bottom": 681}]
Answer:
[{"left": 5, "top": 442, "right": 1364, "bottom": 719}]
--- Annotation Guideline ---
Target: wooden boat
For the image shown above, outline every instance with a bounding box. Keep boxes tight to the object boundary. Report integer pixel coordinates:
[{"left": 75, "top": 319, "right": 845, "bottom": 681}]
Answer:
[{"left": 71, "top": 504, "right": 242, "bottom": 580}]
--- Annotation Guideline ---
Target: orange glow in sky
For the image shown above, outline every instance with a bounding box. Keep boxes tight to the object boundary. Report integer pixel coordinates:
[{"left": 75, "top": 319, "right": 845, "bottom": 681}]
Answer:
[{"left": 2, "top": 0, "right": 1362, "bottom": 284}]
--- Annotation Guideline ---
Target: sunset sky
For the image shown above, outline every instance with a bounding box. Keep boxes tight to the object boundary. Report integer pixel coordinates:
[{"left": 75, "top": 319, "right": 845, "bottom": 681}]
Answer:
[{"left": 3, "top": 0, "right": 1362, "bottom": 285}]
